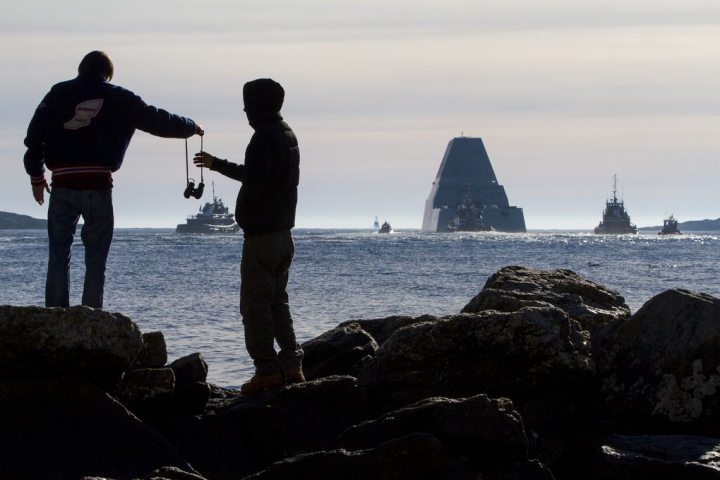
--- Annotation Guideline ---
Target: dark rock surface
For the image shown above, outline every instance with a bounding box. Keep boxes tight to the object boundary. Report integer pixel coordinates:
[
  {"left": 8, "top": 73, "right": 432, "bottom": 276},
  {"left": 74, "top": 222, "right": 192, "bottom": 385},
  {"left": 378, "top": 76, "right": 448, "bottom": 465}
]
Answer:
[
  {"left": 593, "top": 434, "right": 720, "bottom": 479},
  {"left": 301, "top": 321, "right": 378, "bottom": 380},
  {"left": 593, "top": 288, "right": 720, "bottom": 429},
  {"left": 0, "top": 305, "right": 142, "bottom": 389},
  {"left": 2, "top": 266, "right": 720, "bottom": 479},
  {"left": 364, "top": 307, "right": 593, "bottom": 398},
  {"left": 244, "top": 433, "right": 447, "bottom": 480},
  {"left": 0, "top": 376, "right": 195, "bottom": 480},
  {"left": 462, "top": 265, "right": 631, "bottom": 332},
  {"left": 135, "top": 331, "right": 168, "bottom": 368}
]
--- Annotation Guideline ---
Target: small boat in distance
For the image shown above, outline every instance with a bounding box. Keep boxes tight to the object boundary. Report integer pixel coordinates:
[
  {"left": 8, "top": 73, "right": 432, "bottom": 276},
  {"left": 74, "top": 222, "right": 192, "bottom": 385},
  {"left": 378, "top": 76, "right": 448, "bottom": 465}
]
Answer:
[
  {"left": 594, "top": 175, "right": 637, "bottom": 235},
  {"left": 176, "top": 183, "right": 239, "bottom": 234},
  {"left": 379, "top": 221, "right": 392, "bottom": 234},
  {"left": 373, "top": 216, "right": 380, "bottom": 229},
  {"left": 659, "top": 215, "right": 682, "bottom": 235}
]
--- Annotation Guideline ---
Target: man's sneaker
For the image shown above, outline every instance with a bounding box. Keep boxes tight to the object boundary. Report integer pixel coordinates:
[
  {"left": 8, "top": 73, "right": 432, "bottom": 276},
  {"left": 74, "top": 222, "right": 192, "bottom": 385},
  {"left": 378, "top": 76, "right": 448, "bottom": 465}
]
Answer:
[
  {"left": 240, "top": 372, "right": 284, "bottom": 394},
  {"left": 285, "top": 369, "right": 306, "bottom": 385}
]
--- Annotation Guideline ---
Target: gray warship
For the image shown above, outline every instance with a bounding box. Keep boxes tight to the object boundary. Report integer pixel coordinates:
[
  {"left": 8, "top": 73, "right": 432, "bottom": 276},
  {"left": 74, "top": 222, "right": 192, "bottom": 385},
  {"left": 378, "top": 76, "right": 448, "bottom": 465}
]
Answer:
[
  {"left": 421, "top": 137, "right": 526, "bottom": 233},
  {"left": 176, "top": 184, "right": 239, "bottom": 234}
]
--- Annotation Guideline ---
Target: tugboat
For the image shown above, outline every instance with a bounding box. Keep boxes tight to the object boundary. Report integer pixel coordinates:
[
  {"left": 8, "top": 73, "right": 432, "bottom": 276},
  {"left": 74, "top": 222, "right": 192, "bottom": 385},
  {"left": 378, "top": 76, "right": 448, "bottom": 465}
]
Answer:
[
  {"left": 659, "top": 215, "right": 682, "bottom": 235},
  {"left": 176, "top": 183, "right": 239, "bottom": 234},
  {"left": 378, "top": 221, "right": 393, "bottom": 234},
  {"left": 594, "top": 175, "right": 637, "bottom": 235}
]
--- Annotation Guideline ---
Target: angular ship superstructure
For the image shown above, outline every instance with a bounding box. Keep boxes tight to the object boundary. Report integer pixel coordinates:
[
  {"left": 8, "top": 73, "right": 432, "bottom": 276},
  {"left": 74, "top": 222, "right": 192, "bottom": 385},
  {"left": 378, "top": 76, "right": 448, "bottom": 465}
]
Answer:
[
  {"left": 594, "top": 175, "right": 637, "bottom": 235},
  {"left": 421, "top": 137, "right": 526, "bottom": 233}
]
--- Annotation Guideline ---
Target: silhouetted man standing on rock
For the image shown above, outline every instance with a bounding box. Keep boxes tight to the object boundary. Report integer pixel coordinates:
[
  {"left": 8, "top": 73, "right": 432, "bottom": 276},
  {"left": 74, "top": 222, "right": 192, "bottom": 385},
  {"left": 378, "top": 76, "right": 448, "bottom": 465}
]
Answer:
[
  {"left": 23, "top": 50, "right": 203, "bottom": 309},
  {"left": 193, "top": 78, "right": 304, "bottom": 394}
]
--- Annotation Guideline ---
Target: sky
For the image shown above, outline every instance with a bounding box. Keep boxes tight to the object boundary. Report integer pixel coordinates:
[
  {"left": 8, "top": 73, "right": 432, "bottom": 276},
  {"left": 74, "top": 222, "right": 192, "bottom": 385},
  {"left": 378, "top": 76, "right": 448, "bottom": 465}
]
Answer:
[{"left": 2, "top": 0, "right": 719, "bottom": 229}]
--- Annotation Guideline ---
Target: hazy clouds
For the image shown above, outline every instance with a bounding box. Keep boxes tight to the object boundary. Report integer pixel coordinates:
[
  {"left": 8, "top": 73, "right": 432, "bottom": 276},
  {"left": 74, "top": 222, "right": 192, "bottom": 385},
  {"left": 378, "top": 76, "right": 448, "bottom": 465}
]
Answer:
[{"left": 3, "top": 1, "right": 719, "bottom": 228}]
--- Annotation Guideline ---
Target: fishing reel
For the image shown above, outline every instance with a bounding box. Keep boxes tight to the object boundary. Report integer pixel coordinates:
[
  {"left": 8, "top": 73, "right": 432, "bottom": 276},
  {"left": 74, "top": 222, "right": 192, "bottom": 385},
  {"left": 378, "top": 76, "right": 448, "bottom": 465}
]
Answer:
[
  {"left": 183, "top": 180, "right": 204, "bottom": 199},
  {"left": 183, "top": 136, "right": 204, "bottom": 200}
]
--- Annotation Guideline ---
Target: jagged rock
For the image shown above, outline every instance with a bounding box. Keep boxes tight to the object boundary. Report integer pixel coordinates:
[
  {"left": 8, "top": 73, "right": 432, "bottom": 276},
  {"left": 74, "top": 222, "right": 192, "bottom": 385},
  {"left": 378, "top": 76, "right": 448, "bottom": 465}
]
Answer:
[
  {"left": 593, "top": 434, "right": 720, "bottom": 479},
  {"left": 0, "top": 376, "right": 196, "bottom": 480},
  {"left": 301, "top": 322, "right": 378, "bottom": 380},
  {"left": 356, "top": 306, "right": 595, "bottom": 470},
  {"left": 462, "top": 266, "right": 631, "bottom": 332},
  {"left": 142, "top": 466, "right": 208, "bottom": 479},
  {"left": 6, "top": 269, "right": 720, "bottom": 480},
  {"left": 338, "top": 315, "right": 441, "bottom": 347},
  {"left": 117, "top": 368, "right": 175, "bottom": 404},
  {"left": 340, "top": 394, "right": 526, "bottom": 453},
  {"left": 151, "top": 376, "right": 369, "bottom": 479},
  {"left": 363, "top": 307, "right": 593, "bottom": 398},
  {"left": 170, "top": 382, "right": 212, "bottom": 416},
  {"left": 119, "top": 373, "right": 210, "bottom": 418},
  {"left": 135, "top": 331, "right": 168, "bottom": 369},
  {"left": 170, "top": 353, "right": 208, "bottom": 385},
  {"left": 339, "top": 394, "right": 554, "bottom": 478},
  {"left": 594, "top": 289, "right": 720, "bottom": 428},
  {"left": 244, "top": 433, "right": 447, "bottom": 480},
  {"left": 156, "top": 354, "right": 212, "bottom": 415},
  {"left": 0, "top": 305, "right": 143, "bottom": 389}
]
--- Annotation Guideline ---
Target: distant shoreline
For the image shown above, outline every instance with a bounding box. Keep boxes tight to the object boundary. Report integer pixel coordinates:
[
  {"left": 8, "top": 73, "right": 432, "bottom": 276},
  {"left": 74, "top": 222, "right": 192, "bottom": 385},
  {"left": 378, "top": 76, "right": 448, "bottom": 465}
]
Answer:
[
  {"left": 2, "top": 211, "right": 719, "bottom": 232},
  {"left": 0, "top": 212, "right": 47, "bottom": 230}
]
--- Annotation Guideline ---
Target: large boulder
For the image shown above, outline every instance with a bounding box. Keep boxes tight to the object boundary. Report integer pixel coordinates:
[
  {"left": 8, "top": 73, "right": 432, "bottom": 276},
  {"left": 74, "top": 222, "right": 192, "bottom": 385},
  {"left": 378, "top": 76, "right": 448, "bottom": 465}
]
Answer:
[
  {"left": 122, "top": 354, "right": 211, "bottom": 419},
  {"left": 462, "top": 266, "right": 631, "bottom": 332},
  {"left": 301, "top": 322, "right": 378, "bottom": 380},
  {"left": 0, "top": 305, "right": 143, "bottom": 389},
  {"left": 245, "top": 433, "right": 446, "bottom": 480},
  {"left": 152, "top": 376, "right": 370, "bottom": 479},
  {"left": 356, "top": 306, "right": 595, "bottom": 469},
  {"left": 363, "top": 307, "right": 593, "bottom": 398},
  {"left": 594, "top": 289, "right": 720, "bottom": 428},
  {"left": 0, "top": 376, "right": 197, "bottom": 480},
  {"left": 134, "top": 331, "right": 168, "bottom": 369},
  {"left": 339, "top": 394, "right": 554, "bottom": 478},
  {"left": 118, "top": 367, "right": 176, "bottom": 404},
  {"left": 338, "top": 315, "right": 441, "bottom": 347}
]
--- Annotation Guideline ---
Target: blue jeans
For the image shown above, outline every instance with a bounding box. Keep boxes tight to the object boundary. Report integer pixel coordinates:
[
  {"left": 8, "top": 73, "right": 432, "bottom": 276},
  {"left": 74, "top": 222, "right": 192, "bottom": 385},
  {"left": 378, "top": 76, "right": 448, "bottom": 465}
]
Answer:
[
  {"left": 46, "top": 188, "right": 114, "bottom": 308},
  {"left": 240, "top": 230, "right": 304, "bottom": 376}
]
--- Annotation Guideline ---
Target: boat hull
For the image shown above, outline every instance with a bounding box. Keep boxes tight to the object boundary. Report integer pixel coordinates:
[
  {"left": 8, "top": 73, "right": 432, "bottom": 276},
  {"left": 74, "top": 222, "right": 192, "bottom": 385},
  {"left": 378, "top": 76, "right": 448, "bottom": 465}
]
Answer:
[{"left": 176, "top": 222, "right": 239, "bottom": 234}]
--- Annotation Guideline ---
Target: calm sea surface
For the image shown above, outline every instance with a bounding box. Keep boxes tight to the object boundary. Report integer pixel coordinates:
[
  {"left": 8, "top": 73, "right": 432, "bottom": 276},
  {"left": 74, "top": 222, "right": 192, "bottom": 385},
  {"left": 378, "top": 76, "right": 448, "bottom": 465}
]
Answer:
[{"left": 2, "top": 228, "right": 719, "bottom": 388}]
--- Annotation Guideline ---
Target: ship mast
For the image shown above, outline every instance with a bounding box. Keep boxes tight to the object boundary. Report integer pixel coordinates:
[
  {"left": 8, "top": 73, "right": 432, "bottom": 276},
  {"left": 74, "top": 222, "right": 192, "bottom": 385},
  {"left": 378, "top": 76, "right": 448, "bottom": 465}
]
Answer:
[{"left": 611, "top": 174, "right": 618, "bottom": 203}]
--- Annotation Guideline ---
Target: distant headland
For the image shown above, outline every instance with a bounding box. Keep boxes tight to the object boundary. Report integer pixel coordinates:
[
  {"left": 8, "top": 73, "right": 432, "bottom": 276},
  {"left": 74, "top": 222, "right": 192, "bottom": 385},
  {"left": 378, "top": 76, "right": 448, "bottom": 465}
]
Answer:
[
  {"left": 0, "top": 211, "right": 47, "bottom": 230},
  {"left": 637, "top": 217, "right": 720, "bottom": 233},
  {"left": 1, "top": 210, "right": 718, "bottom": 232}
]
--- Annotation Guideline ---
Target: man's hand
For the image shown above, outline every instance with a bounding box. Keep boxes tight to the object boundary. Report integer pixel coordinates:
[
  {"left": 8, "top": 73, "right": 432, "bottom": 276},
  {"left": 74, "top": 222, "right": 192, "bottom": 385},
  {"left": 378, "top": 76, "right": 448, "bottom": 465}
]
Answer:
[
  {"left": 195, "top": 124, "right": 204, "bottom": 136},
  {"left": 32, "top": 182, "right": 51, "bottom": 205},
  {"left": 193, "top": 151, "right": 215, "bottom": 169}
]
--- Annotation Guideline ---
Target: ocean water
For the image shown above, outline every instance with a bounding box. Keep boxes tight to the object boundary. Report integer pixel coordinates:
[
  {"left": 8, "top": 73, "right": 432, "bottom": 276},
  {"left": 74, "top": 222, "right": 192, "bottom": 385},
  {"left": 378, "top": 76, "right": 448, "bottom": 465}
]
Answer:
[{"left": 2, "top": 228, "right": 719, "bottom": 388}]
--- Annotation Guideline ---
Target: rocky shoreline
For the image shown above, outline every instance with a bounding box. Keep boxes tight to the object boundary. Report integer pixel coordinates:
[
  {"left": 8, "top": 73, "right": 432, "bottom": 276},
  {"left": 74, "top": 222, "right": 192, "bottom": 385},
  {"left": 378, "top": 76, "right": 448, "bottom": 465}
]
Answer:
[{"left": 2, "top": 265, "right": 720, "bottom": 479}]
